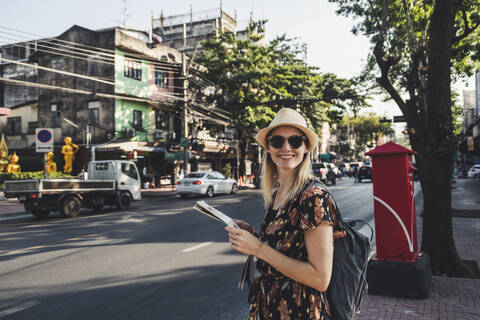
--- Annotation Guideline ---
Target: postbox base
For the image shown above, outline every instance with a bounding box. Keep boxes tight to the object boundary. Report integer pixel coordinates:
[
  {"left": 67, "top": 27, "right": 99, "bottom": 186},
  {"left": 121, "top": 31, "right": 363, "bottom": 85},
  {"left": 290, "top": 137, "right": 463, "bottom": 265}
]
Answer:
[{"left": 366, "top": 253, "right": 432, "bottom": 298}]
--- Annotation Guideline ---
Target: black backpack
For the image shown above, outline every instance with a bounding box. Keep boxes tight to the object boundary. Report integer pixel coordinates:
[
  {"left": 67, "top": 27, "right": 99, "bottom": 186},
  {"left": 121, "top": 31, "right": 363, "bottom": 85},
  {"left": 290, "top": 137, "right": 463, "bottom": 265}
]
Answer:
[{"left": 322, "top": 187, "right": 373, "bottom": 320}]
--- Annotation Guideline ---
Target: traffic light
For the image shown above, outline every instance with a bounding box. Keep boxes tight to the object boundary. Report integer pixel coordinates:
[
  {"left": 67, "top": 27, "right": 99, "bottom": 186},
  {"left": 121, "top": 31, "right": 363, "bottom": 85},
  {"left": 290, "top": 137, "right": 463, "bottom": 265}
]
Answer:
[{"left": 402, "top": 129, "right": 409, "bottom": 135}]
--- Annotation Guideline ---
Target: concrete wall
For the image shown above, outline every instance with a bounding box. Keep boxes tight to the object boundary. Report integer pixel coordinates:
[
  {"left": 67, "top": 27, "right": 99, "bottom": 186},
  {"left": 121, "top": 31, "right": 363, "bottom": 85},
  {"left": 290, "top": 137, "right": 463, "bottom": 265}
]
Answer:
[
  {"left": 1, "top": 63, "right": 38, "bottom": 109},
  {"left": 0, "top": 103, "right": 38, "bottom": 148},
  {"left": 36, "top": 26, "right": 115, "bottom": 145}
]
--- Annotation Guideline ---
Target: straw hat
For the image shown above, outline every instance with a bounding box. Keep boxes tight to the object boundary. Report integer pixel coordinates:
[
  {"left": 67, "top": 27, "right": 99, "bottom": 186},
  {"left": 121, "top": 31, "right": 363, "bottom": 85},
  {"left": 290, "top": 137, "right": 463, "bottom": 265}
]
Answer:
[{"left": 255, "top": 108, "right": 318, "bottom": 152}]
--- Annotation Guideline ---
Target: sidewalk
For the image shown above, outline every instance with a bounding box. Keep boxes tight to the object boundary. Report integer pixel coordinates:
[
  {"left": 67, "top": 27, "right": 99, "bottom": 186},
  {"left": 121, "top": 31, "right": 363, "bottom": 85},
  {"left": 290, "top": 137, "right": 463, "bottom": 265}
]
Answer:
[{"left": 356, "top": 178, "right": 480, "bottom": 320}]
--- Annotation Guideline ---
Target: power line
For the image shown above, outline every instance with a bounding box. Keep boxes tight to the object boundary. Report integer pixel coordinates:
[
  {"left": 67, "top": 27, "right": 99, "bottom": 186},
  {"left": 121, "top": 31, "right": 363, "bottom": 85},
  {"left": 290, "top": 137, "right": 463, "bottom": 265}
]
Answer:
[
  {"left": 0, "top": 35, "right": 183, "bottom": 74},
  {"left": 0, "top": 26, "right": 183, "bottom": 71},
  {"left": 0, "top": 57, "right": 186, "bottom": 101},
  {"left": 0, "top": 76, "right": 186, "bottom": 103}
]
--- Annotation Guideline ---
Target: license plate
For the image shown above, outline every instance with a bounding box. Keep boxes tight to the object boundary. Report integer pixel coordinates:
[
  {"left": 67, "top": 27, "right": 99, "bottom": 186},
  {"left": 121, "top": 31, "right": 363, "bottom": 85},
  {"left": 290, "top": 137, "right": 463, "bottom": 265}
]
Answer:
[{"left": 183, "top": 182, "right": 191, "bottom": 186}]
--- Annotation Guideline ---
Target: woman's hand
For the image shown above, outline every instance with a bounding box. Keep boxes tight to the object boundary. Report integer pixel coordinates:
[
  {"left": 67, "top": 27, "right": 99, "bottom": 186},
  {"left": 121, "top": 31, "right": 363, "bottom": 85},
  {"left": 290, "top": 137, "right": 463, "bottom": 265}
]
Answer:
[
  {"left": 232, "top": 219, "right": 257, "bottom": 235},
  {"left": 225, "top": 226, "right": 263, "bottom": 257}
]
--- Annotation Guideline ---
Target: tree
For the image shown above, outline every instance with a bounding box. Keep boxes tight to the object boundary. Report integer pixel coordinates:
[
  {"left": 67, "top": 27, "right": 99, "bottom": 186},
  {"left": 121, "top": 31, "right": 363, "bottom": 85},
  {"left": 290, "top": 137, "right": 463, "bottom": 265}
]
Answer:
[
  {"left": 336, "top": 115, "right": 394, "bottom": 160},
  {"left": 329, "top": 0, "right": 480, "bottom": 276},
  {"left": 196, "top": 22, "right": 329, "bottom": 175}
]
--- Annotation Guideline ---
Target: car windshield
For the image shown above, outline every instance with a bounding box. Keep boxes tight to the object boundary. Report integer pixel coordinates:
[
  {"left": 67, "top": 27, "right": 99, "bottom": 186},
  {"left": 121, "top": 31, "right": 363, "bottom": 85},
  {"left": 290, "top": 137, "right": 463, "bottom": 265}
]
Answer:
[{"left": 185, "top": 173, "right": 205, "bottom": 178}]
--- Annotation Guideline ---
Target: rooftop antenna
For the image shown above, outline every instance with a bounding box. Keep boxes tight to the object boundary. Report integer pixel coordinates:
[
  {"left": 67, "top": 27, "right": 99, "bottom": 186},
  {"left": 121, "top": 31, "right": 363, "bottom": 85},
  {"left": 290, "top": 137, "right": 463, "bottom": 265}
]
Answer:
[
  {"left": 149, "top": 12, "right": 153, "bottom": 43},
  {"left": 116, "top": 0, "right": 131, "bottom": 27},
  {"left": 190, "top": 4, "right": 193, "bottom": 25}
]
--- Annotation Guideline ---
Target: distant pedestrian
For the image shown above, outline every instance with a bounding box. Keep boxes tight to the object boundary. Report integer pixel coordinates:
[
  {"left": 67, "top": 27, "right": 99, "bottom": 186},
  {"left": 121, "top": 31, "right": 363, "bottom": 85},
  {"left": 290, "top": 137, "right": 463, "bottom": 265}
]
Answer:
[{"left": 226, "top": 108, "right": 338, "bottom": 320}]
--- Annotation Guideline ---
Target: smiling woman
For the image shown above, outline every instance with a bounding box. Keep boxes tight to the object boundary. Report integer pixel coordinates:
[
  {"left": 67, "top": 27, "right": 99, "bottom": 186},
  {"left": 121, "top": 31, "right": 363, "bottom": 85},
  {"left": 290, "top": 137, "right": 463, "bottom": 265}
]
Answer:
[{"left": 225, "top": 108, "right": 341, "bottom": 320}]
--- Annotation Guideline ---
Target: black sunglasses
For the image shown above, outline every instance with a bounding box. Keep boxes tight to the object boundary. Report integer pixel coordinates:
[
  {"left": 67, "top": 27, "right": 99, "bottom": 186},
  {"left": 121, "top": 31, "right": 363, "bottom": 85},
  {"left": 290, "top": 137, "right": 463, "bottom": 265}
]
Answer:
[{"left": 267, "top": 135, "right": 307, "bottom": 149}]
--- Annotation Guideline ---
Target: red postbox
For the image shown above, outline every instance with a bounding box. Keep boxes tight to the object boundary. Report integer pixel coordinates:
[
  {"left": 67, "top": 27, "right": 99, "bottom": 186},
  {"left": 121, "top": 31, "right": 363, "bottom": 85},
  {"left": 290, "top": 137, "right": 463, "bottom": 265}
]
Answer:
[{"left": 366, "top": 142, "right": 419, "bottom": 262}]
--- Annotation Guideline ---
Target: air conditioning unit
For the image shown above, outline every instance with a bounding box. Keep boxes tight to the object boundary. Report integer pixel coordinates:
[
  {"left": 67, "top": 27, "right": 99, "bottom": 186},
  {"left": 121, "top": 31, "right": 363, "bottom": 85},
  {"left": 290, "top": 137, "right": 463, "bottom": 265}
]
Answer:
[{"left": 126, "top": 128, "right": 136, "bottom": 137}]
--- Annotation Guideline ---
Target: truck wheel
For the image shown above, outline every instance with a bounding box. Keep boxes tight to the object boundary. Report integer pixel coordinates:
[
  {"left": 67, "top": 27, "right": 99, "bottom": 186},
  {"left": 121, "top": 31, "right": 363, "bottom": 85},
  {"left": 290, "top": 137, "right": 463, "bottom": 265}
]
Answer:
[
  {"left": 60, "top": 196, "right": 81, "bottom": 218},
  {"left": 116, "top": 191, "right": 132, "bottom": 210},
  {"left": 31, "top": 208, "right": 51, "bottom": 219}
]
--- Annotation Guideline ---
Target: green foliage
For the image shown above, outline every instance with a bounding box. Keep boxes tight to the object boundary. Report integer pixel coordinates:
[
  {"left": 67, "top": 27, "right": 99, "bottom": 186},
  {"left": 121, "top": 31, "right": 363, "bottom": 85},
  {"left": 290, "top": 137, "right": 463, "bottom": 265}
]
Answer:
[
  {"left": 196, "top": 21, "right": 369, "bottom": 141},
  {"left": 221, "top": 163, "right": 233, "bottom": 178},
  {"left": 337, "top": 115, "right": 394, "bottom": 159},
  {"left": 0, "top": 171, "right": 72, "bottom": 183},
  {"left": 451, "top": 91, "right": 464, "bottom": 137},
  {"left": 329, "top": 0, "right": 480, "bottom": 89}
]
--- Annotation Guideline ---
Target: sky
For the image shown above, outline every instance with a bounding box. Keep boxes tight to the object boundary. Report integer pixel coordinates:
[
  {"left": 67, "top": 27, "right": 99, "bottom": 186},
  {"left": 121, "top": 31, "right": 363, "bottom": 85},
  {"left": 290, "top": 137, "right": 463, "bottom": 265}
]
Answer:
[{"left": 0, "top": 0, "right": 474, "bottom": 124}]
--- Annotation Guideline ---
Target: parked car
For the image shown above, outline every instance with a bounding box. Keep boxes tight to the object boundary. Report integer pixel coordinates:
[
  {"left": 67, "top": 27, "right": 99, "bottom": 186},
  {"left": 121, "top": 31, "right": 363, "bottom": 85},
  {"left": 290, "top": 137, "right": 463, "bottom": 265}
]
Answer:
[
  {"left": 312, "top": 162, "right": 337, "bottom": 185},
  {"left": 176, "top": 171, "right": 238, "bottom": 198},
  {"left": 467, "top": 165, "right": 480, "bottom": 178},
  {"left": 358, "top": 165, "right": 373, "bottom": 182},
  {"left": 338, "top": 163, "right": 351, "bottom": 176}
]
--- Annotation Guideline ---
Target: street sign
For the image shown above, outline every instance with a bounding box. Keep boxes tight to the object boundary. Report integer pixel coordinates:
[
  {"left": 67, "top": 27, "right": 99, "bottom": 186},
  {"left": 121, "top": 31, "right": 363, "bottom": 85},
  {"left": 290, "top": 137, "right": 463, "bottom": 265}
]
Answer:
[
  {"left": 379, "top": 118, "right": 391, "bottom": 123},
  {"left": 36, "top": 128, "right": 54, "bottom": 153},
  {"left": 393, "top": 115, "right": 406, "bottom": 123},
  {"left": 180, "top": 138, "right": 189, "bottom": 147}
]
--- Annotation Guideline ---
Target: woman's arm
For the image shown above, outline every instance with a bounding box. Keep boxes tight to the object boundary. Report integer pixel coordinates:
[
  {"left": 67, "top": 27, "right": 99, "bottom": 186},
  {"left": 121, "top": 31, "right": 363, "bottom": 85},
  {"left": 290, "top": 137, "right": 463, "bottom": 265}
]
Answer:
[{"left": 226, "top": 223, "right": 333, "bottom": 292}]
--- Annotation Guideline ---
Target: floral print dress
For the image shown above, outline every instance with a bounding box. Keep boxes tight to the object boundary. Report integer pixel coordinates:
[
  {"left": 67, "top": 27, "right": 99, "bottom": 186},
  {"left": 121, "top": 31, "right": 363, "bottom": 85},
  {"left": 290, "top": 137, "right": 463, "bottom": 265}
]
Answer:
[{"left": 248, "top": 180, "right": 340, "bottom": 320}]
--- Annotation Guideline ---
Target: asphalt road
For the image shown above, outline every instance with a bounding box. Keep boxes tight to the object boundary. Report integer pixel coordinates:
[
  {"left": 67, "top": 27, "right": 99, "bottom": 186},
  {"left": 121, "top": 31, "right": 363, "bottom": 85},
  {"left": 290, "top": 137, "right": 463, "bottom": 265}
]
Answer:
[{"left": 0, "top": 177, "right": 375, "bottom": 320}]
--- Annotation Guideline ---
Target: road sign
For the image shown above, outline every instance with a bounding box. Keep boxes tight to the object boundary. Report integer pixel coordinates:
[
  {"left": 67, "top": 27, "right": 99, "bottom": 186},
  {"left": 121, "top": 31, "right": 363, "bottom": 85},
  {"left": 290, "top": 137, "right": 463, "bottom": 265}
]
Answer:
[
  {"left": 36, "top": 128, "right": 54, "bottom": 152},
  {"left": 393, "top": 115, "right": 406, "bottom": 123},
  {"left": 379, "top": 118, "right": 391, "bottom": 123}
]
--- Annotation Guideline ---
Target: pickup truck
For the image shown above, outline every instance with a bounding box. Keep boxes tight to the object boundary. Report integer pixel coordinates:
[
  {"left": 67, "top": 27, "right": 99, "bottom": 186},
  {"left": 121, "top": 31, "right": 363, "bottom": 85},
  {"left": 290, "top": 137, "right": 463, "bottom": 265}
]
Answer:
[{"left": 4, "top": 160, "right": 141, "bottom": 218}]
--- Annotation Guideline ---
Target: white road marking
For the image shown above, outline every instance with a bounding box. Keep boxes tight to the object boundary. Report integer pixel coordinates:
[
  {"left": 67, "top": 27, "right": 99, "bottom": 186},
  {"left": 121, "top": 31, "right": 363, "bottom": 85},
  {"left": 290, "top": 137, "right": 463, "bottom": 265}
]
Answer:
[
  {"left": 181, "top": 241, "right": 213, "bottom": 253},
  {"left": 0, "top": 301, "right": 39, "bottom": 318}
]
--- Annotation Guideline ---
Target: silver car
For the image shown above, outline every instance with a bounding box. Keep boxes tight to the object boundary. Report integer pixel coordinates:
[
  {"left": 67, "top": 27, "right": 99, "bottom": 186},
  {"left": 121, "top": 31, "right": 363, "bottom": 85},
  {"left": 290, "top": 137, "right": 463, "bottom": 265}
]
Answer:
[{"left": 176, "top": 171, "right": 238, "bottom": 198}]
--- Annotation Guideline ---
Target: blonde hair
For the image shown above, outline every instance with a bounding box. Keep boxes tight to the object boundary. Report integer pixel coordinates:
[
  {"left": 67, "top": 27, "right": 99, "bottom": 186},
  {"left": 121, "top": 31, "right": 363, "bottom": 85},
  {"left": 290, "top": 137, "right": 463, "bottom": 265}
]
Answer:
[{"left": 260, "top": 131, "right": 314, "bottom": 208}]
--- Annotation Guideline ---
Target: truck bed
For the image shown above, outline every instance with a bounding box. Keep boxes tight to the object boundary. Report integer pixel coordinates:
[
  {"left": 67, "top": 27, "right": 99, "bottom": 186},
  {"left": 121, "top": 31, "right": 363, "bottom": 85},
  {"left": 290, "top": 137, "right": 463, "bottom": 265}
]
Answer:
[{"left": 4, "top": 179, "right": 116, "bottom": 193}]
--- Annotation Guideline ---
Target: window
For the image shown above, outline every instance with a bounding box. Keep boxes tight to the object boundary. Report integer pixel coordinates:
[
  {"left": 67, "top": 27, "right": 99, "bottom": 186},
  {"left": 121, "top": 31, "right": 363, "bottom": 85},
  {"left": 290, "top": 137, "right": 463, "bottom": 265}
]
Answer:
[
  {"left": 88, "top": 101, "right": 100, "bottom": 124},
  {"left": 6, "top": 117, "right": 21, "bottom": 135},
  {"left": 51, "top": 58, "right": 62, "bottom": 80},
  {"left": 154, "top": 70, "right": 169, "bottom": 88},
  {"left": 121, "top": 163, "right": 139, "bottom": 180},
  {"left": 95, "top": 163, "right": 110, "bottom": 171},
  {"left": 207, "top": 173, "right": 216, "bottom": 179},
  {"left": 155, "top": 110, "right": 169, "bottom": 130},
  {"left": 215, "top": 172, "right": 226, "bottom": 180},
  {"left": 28, "top": 121, "right": 38, "bottom": 134},
  {"left": 51, "top": 103, "right": 62, "bottom": 127},
  {"left": 87, "top": 55, "right": 100, "bottom": 76},
  {"left": 124, "top": 59, "right": 142, "bottom": 80},
  {"left": 133, "top": 110, "right": 143, "bottom": 128}
]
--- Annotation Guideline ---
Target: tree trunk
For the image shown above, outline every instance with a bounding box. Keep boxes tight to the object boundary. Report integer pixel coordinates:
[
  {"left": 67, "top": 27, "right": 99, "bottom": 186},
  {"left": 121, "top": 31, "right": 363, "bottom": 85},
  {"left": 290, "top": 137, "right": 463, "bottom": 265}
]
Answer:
[{"left": 412, "top": 0, "right": 471, "bottom": 277}]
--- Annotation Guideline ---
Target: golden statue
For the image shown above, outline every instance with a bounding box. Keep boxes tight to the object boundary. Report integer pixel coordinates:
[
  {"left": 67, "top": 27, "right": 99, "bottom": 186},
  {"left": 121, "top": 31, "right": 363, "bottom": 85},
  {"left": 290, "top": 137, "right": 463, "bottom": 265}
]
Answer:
[
  {"left": 46, "top": 152, "right": 57, "bottom": 173},
  {"left": 0, "top": 134, "right": 9, "bottom": 172},
  {"left": 0, "top": 150, "right": 8, "bottom": 172},
  {"left": 6, "top": 152, "right": 21, "bottom": 173},
  {"left": 61, "top": 137, "right": 79, "bottom": 173}
]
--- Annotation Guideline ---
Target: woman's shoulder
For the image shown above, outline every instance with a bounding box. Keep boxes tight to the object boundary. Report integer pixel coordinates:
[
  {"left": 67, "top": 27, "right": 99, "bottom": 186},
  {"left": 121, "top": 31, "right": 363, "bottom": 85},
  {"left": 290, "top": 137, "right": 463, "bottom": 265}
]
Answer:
[{"left": 300, "top": 180, "right": 328, "bottom": 199}]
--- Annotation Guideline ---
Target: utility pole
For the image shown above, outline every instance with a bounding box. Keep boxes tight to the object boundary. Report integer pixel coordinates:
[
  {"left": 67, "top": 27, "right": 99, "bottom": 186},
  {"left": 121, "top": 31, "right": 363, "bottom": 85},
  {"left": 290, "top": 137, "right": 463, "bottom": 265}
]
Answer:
[{"left": 182, "top": 53, "right": 189, "bottom": 176}]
